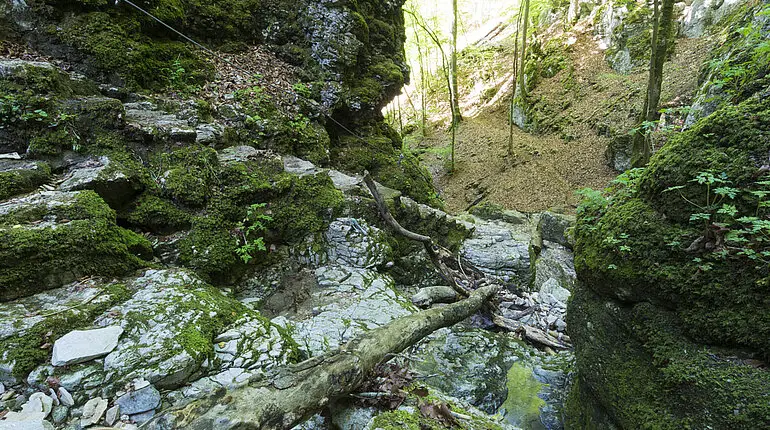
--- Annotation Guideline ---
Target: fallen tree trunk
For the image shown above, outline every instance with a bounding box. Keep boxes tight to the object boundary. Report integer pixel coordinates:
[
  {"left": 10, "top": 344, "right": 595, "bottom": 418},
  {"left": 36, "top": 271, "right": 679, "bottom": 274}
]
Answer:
[{"left": 144, "top": 285, "right": 499, "bottom": 430}]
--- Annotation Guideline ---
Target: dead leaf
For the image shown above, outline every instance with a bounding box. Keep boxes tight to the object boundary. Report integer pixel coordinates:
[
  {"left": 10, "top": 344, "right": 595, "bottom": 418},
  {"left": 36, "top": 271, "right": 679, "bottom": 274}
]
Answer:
[
  {"left": 411, "top": 386, "right": 429, "bottom": 398},
  {"left": 418, "top": 400, "right": 456, "bottom": 428}
]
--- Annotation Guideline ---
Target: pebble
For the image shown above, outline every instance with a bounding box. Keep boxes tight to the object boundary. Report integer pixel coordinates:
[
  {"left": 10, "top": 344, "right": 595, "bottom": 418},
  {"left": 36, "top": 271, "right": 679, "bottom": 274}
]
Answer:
[
  {"left": 52, "top": 404, "right": 69, "bottom": 424},
  {"left": 80, "top": 397, "right": 108, "bottom": 427},
  {"left": 105, "top": 404, "right": 120, "bottom": 426},
  {"left": 57, "top": 387, "right": 74, "bottom": 407},
  {"left": 48, "top": 389, "right": 59, "bottom": 406},
  {"left": 51, "top": 326, "right": 123, "bottom": 366},
  {"left": 115, "top": 385, "right": 161, "bottom": 415}
]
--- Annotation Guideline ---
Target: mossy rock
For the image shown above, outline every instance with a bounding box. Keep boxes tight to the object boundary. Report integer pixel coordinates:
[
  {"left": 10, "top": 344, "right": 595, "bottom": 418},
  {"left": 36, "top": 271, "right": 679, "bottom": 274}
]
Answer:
[
  {"left": 332, "top": 126, "right": 441, "bottom": 208},
  {"left": 567, "top": 282, "right": 770, "bottom": 429},
  {"left": 0, "top": 160, "right": 51, "bottom": 201},
  {"left": 125, "top": 193, "right": 192, "bottom": 234},
  {"left": 0, "top": 190, "right": 151, "bottom": 301},
  {"left": 0, "top": 279, "right": 132, "bottom": 380},
  {"left": 639, "top": 95, "right": 770, "bottom": 223},
  {"left": 571, "top": 88, "right": 770, "bottom": 427},
  {"left": 52, "top": 11, "right": 212, "bottom": 90},
  {"left": 268, "top": 172, "right": 345, "bottom": 243},
  {"left": 156, "top": 144, "right": 220, "bottom": 208}
]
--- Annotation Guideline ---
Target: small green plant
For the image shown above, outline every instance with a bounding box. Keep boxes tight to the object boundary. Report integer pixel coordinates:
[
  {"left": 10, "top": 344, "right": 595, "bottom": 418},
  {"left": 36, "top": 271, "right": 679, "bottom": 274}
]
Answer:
[
  {"left": 162, "top": 58, "right": 200, "bottom": 95},
  {"left": 664, "top": 170, "right": 770, "bottom": 265},
  {"left": 292, "top": 82, "right": 312, "bottom": 98},
  {"left": 235, "top": 203, "right": 272, "bottom": 264}
]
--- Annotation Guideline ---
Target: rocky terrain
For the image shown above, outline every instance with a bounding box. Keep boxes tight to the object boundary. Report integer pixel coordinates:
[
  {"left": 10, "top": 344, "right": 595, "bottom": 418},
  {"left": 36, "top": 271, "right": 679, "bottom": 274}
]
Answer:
[{"left": 1, "top": 0, "right": 769, "bottom": 428}]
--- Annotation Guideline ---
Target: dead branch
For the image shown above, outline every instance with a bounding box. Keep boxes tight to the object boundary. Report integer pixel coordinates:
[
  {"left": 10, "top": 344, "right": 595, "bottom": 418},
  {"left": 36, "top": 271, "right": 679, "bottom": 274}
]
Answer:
[{"left": 363, "top": 173, "right": 571, "bottom": 351}]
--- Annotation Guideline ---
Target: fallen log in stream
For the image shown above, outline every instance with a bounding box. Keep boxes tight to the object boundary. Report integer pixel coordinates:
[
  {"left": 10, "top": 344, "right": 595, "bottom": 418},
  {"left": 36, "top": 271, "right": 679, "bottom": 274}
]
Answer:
[{"left": 144, "top": 285, "right": 499, "bottom": 430}]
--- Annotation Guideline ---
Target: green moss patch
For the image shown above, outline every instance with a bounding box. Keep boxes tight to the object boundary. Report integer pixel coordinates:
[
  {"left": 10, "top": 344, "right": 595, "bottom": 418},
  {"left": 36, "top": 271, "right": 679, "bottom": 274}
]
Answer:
[{"left": 0, "top": 191, "right": 151, "bottom": 301}]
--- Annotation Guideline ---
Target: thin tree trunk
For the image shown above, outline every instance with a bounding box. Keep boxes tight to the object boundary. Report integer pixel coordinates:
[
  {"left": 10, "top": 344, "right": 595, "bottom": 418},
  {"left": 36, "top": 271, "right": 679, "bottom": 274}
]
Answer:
[
  {"left": 508, "top": 2, "right": 524, "bottom": 157},
  {"left": 632, "top": 0, "right": 676, "bottom": 167},
  {"left": 450, "top": 0, "right": 462, "bottom": 125},
  {"left": 518, "top": 0, "right": 531, "bottom": 101},
  {"left": 414, "top": 26, "right": 427, "bottom": 136}
]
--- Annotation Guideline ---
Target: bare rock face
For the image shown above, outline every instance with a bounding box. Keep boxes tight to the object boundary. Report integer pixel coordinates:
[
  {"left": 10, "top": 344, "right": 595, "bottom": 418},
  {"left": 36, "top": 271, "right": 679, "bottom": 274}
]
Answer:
[{"left": 51, "top": 326, "right": 123, "bottom": 366}]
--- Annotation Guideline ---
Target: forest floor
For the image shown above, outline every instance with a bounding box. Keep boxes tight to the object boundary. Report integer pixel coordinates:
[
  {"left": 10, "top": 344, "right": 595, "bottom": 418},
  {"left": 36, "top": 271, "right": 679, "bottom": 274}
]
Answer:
[{"left": 410, "top": 28, "right": 711, "bottom": 214}]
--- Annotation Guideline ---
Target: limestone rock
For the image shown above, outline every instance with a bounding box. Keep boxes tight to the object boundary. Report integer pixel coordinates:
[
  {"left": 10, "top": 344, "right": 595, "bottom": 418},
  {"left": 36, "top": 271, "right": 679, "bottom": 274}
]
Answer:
[
  {"left": 324, "top": 218, "right": 390, "bottom": 269},
  {"left": 56, "top": 388, "right": 73, "bottom": 407},
  {"left": 683, "top": 0, "right": 746, "bottom": 38},
  {"left": 413, "top": 327, "right": 571, "bottom": 426},
  {"left": 533, "top": 241, "right": 576, "bottom": 293},
  {"left": 213, "top": 317, "right": 296, "bottom": 373},
  {"left": 51, "top": 326, "right": 123, "bottom": 366},
  {"left": 115, "top": 385, "right": 160, "bottom": 415},
  {"left": 124, "top": 102, "right": 197, "bottom": 142},
  {"left": 538, "top": 212, "right": 575, "bottom": 249},
  {"left": 91, "top": 269, "right": 258, "bottom": 390},
  {"left": 461, "top": 218, "right": 531, "bottom": 288},
  {"left": 80, "top": 397, "right": 108, "bottom": 427},
  {"left": 278, "top": 266, "right": 415, "bottom": 356},
  {"left": 283, "top": 156, "right": 319, "bottom": 176},
  {"left": 105, "top": 405, "right": 120, "bottom": 426},
  {"left": 58, "top": 156, "right": 141, "bottom": 207}
]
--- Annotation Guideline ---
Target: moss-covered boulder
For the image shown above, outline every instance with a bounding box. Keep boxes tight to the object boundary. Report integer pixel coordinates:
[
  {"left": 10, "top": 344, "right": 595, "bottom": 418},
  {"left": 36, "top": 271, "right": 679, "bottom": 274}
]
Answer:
[
  {"left": 0, "top": 190, "right": 151, "bottom": 301},
  {"left": 0, "top": 159, "right": 51, "bottom": 201},
  {"left": 567, "top": 283, "right": 770, "bottom": 429},
  {"left": 568, "top": 90, "right": 770, "bottom": 426}
]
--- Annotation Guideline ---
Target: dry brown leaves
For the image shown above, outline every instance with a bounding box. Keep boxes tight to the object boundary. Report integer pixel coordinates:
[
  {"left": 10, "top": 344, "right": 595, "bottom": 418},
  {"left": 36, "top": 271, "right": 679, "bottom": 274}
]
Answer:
[
  {"left": 418, "top": 400, "right": 457, "bottom": 428},
  {"left": 199, "top": 46, "right": 302, "bottom": 112},
  {"left": 356, "top": 362, "right": 415, "bottom": 409}
]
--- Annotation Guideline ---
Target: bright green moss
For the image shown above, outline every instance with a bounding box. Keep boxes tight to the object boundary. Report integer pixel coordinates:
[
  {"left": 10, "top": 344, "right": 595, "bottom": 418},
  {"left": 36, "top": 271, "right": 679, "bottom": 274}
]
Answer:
[
  {"left": 157, "top": 144, "right": 219, "bottom": 208},
  {"left": 55, "top": 12, "right": 211, "bottom": 90},
  {"left": 0, "top": 162, "right": 51, "bottom": 201},
  {"left": 371, "top": 409, "right": 423, "bottom": 430},
  {"left": 639, "top": 95, "right": 770, "bottom": 222},
  {"left": 269, "top": 173, "right": 345, "bottom": 243},
  {"left": 0, "top": 191, "right": 151, "bottom": 301},
  {"left": 571, "top": 83, "right": 770, "bottom": 427},
  {"left": 178, "top": 216, "right": 240, "bottom": 284}
]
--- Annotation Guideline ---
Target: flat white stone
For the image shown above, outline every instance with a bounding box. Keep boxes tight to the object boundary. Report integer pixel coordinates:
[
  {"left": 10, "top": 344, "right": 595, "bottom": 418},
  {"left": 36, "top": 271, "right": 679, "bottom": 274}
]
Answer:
[
  {"left": 57, "top": 388, "right": 74, "bottom": 407},
  {"left": 0, "top": 412, "right": 55, "bottom": 429},
  {"left": 51, "top": 326, "right": 123, "bottom": 366},
  {"left": 80, "top": 397, "right": 108, "bottom": 427}
]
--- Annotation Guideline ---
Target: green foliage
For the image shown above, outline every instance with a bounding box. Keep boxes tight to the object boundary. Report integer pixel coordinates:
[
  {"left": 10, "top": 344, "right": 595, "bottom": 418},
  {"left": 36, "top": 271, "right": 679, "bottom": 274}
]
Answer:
[
  {"left": 664, "top": 170, "right": 770, "bottom": 265},
  {"left": 162, "top": 58, "right": 201, "bottom": 95},
  {"left": 235, "top": 203, "right": 272, "bottom": 263},
  {"left": 701, "top": 3, "right": 770, "bottom": 105}
]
